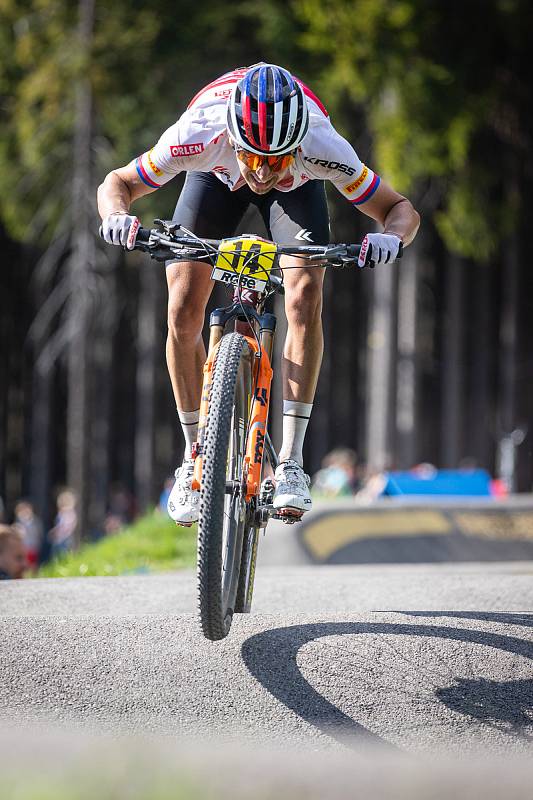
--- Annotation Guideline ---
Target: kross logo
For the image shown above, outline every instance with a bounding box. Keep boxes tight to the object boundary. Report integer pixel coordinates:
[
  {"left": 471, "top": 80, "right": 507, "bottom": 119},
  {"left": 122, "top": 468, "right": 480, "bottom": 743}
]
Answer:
[
  {"left": 295, "top": 229, "right": 313, "bottom": 242},
  {"left": 304, "top": 157, "right": 356, "bottom": 176}
]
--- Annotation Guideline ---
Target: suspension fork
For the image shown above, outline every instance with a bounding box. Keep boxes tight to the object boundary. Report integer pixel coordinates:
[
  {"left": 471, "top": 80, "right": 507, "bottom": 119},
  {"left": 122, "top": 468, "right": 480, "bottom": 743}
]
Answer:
[
  {"left": 244, "top": 313, "right": 276, "bottom": 499},
  {"left": 192, "top": 312, "right": 277, "bottom": 496}
]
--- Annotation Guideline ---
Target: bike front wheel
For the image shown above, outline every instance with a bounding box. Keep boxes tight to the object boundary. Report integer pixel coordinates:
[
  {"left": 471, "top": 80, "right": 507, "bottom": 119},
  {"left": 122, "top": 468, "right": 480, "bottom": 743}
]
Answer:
[{"left": 197, "top": 333, "right": 253, "bottom": 640}]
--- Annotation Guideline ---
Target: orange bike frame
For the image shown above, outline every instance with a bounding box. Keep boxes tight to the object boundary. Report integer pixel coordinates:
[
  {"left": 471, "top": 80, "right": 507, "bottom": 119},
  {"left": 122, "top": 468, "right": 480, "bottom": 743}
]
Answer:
[{"left": 192, "top": 335, "right": 273, "bottom": 502}]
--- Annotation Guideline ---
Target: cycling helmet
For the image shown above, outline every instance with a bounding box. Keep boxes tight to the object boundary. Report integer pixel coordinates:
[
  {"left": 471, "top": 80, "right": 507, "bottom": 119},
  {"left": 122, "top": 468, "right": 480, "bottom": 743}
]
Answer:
[{"left": 227, "top": 63, "right": 309, "bottom": 156}]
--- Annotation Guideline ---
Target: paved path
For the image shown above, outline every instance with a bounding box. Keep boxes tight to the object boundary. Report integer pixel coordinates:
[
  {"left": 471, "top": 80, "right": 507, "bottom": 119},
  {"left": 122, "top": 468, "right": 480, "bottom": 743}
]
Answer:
[{"left": 2, "top": 564, "right": 532, "bottom": 757}]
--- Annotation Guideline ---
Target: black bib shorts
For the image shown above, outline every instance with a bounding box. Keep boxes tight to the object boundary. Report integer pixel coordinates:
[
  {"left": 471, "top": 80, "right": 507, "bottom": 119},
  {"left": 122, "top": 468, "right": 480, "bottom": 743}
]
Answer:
[{"left": 170, "top": 171, "right": 331, "bottom": 246}]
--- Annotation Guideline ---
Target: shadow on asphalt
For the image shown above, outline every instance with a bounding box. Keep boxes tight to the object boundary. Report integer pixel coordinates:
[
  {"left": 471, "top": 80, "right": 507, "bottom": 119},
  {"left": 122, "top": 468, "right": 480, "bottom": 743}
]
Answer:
[
  {"left": 241, "top": 615, "right": 533, "bottom": 749},
  {"left": 437, "top": 677, "right": 533, "bottom": 741}
]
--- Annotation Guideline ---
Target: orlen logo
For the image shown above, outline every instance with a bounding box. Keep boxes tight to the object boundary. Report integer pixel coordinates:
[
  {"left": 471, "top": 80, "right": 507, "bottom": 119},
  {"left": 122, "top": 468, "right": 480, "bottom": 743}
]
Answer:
[
  {"left": 170, "top": 143, "right": 205, "bottom": 157},
  {"left": 345, "top": 166, "right": 368, "bottom": 194}
]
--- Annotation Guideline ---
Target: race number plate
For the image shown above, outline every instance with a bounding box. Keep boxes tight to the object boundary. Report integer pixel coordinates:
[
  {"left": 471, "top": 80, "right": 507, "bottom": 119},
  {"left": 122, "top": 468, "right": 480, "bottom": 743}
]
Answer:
[{"left": 211, "top": 236, "right": 277, "bottom": 292}]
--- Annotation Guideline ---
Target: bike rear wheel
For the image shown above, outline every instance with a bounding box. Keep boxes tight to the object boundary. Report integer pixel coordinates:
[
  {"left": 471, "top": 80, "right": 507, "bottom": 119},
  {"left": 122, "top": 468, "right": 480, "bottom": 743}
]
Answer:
[{"left": 197, "top": 333, "right": 253, "bottom": 640}]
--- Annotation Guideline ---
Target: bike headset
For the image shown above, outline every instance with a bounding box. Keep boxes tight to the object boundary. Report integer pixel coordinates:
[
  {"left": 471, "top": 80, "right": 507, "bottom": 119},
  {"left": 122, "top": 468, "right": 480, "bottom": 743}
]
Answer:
[{"left": 226, "top": 63, "right": 309, "bottom": 158}]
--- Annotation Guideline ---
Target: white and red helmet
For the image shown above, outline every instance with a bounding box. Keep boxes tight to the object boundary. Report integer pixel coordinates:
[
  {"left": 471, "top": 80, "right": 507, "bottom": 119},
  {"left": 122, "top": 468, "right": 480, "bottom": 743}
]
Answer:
[{"left": 227, "top": 63, "right": 309, "bottom": 156}]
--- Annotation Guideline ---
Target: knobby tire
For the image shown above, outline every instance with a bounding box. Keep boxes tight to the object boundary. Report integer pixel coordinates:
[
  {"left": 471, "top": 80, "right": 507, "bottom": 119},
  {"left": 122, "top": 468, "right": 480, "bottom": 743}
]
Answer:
[{"left": 197, "top": 333, "right": 252, "bottom": 640}]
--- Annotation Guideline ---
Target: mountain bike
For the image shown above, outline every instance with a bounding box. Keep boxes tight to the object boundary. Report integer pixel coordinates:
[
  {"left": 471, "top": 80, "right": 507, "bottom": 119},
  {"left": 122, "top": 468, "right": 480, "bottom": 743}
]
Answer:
[{"left": 135, "top": 220, "right": 402, "bottom": 640}]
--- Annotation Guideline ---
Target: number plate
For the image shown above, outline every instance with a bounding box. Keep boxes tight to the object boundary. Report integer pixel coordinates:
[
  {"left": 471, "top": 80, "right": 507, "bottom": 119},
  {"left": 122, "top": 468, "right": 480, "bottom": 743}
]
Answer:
[{"left": 211, "top": 236, "right": 277, "bottom": 292}]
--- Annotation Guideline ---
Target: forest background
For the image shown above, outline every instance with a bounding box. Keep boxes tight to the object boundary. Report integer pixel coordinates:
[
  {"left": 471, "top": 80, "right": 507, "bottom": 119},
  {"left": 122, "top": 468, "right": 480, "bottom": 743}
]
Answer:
[{"left": 1, "top": 0, "right": 532, "bottom": 541}]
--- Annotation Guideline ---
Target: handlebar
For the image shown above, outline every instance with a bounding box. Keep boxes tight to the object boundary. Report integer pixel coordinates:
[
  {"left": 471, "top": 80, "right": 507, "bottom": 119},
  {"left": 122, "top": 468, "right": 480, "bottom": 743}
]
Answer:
[
  {"left": 133, "top": 221, "right": 403, "bottom": 270},
  {"left": 134, "top": 226, "right": 365, "bottom": 263}
]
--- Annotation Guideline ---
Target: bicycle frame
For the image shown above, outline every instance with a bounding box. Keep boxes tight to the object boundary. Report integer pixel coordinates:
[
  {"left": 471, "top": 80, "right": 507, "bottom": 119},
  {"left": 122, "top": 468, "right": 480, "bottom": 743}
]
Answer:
[{"left": 192, "top": 303, "right": 276, "bottom": 503}]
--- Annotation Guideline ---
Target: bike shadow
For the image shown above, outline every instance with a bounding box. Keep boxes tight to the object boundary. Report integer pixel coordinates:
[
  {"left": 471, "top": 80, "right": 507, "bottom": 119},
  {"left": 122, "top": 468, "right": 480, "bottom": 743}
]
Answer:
[{"left": 240, "top": 613, "right": 533, "bottom": 749}]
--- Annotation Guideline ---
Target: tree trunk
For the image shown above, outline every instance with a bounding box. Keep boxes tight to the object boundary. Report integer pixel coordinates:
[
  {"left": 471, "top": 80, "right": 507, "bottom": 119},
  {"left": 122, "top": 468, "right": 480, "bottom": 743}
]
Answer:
[
  {"left": 66, "top": 0, "right": 95, "bottom": 545},
  {"left": 135, "top": 259, "right": 159, "bottom": 512},
  {"left": 87, "top": 266, "right": 117, "bottom": 536},
  {"left": 441, "top": 253, "right": 464, "bottom": 468},
  {"left": 396, "top": 237, "right": 419, "bottom": 468},
  {"left": 366, "top": 261, "right": 398, "bottom": 471},
  {"left": 30, "top": 364, "right": 53, "bottom": 530},
  {"left": 496, "top": 230, "right": 519, "bottom": 490},
  {"left": 469, "top": 260, "right": 492, "bottom": 469}
]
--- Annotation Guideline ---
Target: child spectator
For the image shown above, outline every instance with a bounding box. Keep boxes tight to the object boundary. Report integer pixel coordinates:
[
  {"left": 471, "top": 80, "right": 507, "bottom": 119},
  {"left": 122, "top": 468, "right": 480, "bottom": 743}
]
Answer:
[
  {"left": 48, "top": 489, "right": 78, "bottom": 558},
  {"left": 0, "top": 525, "right": 27, "bottom": 580},
  {"left": 14, "top": 500, "right": 43, "bottom": 571}
]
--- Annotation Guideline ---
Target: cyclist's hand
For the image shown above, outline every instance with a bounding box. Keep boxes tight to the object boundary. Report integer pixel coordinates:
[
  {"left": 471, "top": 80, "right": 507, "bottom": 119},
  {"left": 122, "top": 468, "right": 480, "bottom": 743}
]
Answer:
[
  {"left": 99, "top": 213, "right": 140, "bottom": 250},
  {"left": 358, "top": 233, "right": 402, "bottom": 268}
]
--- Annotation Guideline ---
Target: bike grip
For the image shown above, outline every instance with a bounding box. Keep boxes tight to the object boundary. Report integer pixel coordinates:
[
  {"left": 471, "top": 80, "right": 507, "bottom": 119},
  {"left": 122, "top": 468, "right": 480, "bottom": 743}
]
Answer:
[
  {"left": 135, "top": 226, "right": 151, "bottom": 244},
  {"left": 346, "top": 244, "right": 361, "bottom": 259}
]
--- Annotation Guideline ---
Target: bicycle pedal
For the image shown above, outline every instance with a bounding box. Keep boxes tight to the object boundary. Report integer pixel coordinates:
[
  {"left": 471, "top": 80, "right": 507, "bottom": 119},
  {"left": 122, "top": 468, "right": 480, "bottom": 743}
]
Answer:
[{"left": 275, "top": 509, "right": 304, "bottom": 524}]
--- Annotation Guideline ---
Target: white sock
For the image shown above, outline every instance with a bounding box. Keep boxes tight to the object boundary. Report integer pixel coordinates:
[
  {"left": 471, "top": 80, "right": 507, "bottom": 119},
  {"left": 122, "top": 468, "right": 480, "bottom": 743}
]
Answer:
[
  {"left": 178, "top": 408, "right": 200, "bottom": 458},
  {"left": 278, "top": 400, "right": 313, "bottom": 467}
]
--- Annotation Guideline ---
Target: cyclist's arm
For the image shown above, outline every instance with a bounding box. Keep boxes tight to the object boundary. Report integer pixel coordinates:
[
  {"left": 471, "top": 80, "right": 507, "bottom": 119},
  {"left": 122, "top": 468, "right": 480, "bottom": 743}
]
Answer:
[
  {"left": 303, "top": 121, "right": 419, "bottom": 245},
  {"left": 356, "top": 180, "right": 420, "bottom": 246},
  {"left": 97, "top": 161, "right": 157, "bottom": 219},
  {"left": 98, "top": 109, "right": 220, "bottom": 220}
]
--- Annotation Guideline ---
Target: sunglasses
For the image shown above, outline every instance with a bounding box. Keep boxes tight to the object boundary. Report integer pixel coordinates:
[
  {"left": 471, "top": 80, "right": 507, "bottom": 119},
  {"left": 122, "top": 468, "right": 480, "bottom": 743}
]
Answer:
[{"left": 234, "top": 147, "right": 296, "bottom": 173}]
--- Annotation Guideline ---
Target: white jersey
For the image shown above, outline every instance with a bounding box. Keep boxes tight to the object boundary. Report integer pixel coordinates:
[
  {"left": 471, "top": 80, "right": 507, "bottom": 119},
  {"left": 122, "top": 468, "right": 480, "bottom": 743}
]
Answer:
[{"left": 135, "top": 69, "right": 380, "bottom": 208}]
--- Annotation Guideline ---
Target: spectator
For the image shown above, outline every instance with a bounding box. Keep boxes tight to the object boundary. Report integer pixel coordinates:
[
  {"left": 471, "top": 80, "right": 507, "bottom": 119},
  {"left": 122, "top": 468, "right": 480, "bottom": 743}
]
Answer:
[
  {"left": 14, "top": 500, "right": 43, "bottom": 571},
  {"left": 48, "top": 489, "right": 78, "bottom": 558},
  {"left": 103, "top": 513, "right": 125, "bottom": 536},
  {"left": 0, "top": 525, "right": 27, "bottom": 580},
  {"left": 108, "top": 483, "right": 135, "bottom": 525},
  {"left": 312, "top": 448, "right": 362, "bottom": 497}
]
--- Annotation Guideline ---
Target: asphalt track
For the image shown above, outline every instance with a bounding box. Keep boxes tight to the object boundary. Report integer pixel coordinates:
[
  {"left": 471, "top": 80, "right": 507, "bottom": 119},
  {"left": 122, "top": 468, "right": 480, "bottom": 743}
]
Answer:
[{"left": 2, "top": 503, "right": 533, "bottom": 796}]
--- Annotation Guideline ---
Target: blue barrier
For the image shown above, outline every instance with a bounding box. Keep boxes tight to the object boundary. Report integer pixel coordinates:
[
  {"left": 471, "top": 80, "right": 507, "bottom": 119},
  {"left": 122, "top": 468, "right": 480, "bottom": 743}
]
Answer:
[{"left": 381, "top": 469, "right": 492, "bottom": 497}]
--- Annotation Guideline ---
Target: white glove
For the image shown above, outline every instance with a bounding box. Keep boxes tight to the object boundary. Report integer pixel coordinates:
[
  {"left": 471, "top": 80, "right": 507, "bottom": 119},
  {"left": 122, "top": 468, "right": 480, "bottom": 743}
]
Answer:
[
  {"left": 100, "top": 213, "right": 140, "bottom": 250},
  {"left": 358, "top": 233, "right": 402, "bottom": 268}
]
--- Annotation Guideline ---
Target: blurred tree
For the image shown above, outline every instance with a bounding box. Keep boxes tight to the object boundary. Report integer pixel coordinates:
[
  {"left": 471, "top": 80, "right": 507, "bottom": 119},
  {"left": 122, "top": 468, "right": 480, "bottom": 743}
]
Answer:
[
  {"left": 294, "top": 0, "right": 531, "bottom": 260},
  {"left": 2, "top": 0, "right": 533, "bottom": 533},
  {"left": 294, "top": 0, "right": 532, "bottom": 474},
  {"left": 0, "top": 0, "right": 311, "bottom": 533}
]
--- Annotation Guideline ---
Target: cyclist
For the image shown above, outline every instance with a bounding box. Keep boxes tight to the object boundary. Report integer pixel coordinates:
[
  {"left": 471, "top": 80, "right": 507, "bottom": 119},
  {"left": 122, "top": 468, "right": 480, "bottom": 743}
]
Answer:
[{"left": 98, "top": 63, "right": 420, "bottom": 525}]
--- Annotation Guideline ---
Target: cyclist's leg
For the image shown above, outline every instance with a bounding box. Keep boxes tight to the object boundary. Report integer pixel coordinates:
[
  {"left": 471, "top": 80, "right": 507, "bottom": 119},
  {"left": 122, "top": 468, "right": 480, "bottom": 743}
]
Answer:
[
  {"left": 261, "top": 179, "right": 330, "bottom": 407},
  {"left": 258, "top": 181, "right": 330, "bottom": 512},
  {"left": 167, "top": 172, "right": 249, "bottom": 524},
  {"left": 166, "top": 172, "right": 248, "bottom": 416}
]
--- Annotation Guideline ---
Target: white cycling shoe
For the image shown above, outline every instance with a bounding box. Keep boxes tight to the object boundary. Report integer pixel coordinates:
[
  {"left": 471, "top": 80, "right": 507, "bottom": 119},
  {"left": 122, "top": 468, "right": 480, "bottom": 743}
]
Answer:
[
  {"left": 167, "top": 460, "right": 200, "bottom": 526},
  {"left": 273, "top": 459, "right": 312, "bottom": 515}
]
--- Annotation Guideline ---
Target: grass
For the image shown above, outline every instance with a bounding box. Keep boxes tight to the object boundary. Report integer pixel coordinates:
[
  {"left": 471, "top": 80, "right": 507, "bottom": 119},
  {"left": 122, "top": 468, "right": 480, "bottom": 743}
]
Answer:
[{"left": 38, "top": 511, "right": 196, "bottom": 578}]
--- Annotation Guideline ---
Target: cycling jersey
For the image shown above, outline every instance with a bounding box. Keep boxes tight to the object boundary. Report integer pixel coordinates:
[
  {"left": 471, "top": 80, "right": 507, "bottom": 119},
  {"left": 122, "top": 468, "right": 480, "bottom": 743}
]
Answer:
[{"left": 135, "top": 68, "right": 380, "bottom": 208}]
